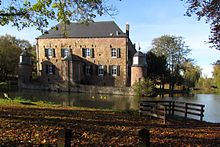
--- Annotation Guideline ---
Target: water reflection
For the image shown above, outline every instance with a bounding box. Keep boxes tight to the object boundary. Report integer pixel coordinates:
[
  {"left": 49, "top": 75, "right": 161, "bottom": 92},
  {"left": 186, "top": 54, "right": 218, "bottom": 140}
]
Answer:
[
  {"left": 7, "top": 90, "right": 140, "bottom": 111},
  {"left": 5, "top": 90, "right": 220, "bottom": 123}
]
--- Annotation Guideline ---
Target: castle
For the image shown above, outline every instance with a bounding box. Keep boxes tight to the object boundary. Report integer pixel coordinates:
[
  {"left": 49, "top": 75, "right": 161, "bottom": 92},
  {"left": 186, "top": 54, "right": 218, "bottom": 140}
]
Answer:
[{"left": 19, "top": 21, "right": 147, "bottom": 93}]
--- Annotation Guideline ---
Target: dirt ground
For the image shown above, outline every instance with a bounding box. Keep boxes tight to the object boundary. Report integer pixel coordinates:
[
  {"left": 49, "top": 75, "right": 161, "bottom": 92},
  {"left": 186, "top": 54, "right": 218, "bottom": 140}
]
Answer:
[{"left": 0, "top": 105, "right": 220, "bottom": 146}]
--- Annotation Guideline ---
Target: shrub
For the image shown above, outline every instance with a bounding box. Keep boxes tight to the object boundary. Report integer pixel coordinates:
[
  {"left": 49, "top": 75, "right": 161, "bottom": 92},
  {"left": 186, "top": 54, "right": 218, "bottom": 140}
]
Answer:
[{"left": 132, "top": 78, "right": 156, "bottom": 97}]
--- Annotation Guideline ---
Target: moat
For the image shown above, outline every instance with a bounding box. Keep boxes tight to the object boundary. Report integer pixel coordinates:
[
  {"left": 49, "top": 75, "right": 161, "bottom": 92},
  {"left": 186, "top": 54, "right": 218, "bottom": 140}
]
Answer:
[{"left": 6, "top": 90, "right": 220, "bottom": 123}]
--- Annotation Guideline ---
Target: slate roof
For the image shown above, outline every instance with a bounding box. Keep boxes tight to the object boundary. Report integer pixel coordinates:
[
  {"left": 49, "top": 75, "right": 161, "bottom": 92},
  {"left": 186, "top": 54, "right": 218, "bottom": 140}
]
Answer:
[
  {"left": 37, "top": 21, "right": 127, "bottom": 38},
  {"left": 134, "top": 51, "right": 144, "bottom": 57}
]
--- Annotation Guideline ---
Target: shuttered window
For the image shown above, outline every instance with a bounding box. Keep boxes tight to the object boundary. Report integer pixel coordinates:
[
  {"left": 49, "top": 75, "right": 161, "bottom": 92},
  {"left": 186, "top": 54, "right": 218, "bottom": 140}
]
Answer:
[
  {"left": 45, "top": 48, "right": 55, "bottom": 58},
  {"left": 109, "top": 65, "right": 120, "bottom": 76},
  {"left": 61, "top": 48, "right": 70, "bottom": 58},
  {"left": 111, "top": 48, "right": 121, "bottom": 58},
  {"left": 85, "top": 65, "right": 93, "bottom": 76},
  {"left": 82, "top": 48, "right": 94, "bottom": 58},
  {"left": 98, "top": 65, "right": 107, "bottom": 76}
]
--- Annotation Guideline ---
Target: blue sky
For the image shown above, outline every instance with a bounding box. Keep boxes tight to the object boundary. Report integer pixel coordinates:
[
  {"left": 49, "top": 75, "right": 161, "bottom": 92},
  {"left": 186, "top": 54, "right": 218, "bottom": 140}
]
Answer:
[{"left": 0, "top": 0, "right": 220, "bottom": 77}]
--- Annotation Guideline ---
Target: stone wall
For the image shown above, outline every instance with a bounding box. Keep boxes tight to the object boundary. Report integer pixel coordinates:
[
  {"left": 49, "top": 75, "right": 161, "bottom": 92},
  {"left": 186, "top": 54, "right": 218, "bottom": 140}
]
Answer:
[{"left": 20, "top": 82, "right": 135, "bottom": 96}]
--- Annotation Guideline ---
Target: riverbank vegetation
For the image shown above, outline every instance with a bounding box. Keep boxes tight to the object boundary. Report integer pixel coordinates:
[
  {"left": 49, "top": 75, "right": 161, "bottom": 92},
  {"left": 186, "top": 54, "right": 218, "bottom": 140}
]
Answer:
[
  {"left": 132, "top": 35, "right": 201, "bottom": 96},
  {"left": 0, "top": 97, "right": 60, "bottom": 107},
  {"left": 0, "top": 102, "right": 219, "bottom": 146}
]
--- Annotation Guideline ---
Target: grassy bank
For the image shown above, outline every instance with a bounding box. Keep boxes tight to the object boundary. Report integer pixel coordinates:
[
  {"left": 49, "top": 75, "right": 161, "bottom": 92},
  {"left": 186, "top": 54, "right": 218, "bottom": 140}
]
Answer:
[
  {"left": 193, "top": 88, "right": 220, "bottom": 94},
  {"left": 0, "top": 100, "right": 219, "bottom": 146},
  {"left": 0, "top": 97, "right": 60, "bottom": 107}
]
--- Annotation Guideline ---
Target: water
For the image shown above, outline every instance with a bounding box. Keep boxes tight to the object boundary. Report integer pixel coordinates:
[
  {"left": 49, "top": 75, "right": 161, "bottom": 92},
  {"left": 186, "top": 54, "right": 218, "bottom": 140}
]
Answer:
[{"left": 4, "top": 90, "right": 220, "bottom": 123}]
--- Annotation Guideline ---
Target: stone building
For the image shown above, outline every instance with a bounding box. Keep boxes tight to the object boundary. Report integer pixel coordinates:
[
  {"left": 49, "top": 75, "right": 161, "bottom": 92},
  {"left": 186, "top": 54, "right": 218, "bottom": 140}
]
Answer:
[{"left": 36, "top": 21, "right": 137, "bottom": 87}]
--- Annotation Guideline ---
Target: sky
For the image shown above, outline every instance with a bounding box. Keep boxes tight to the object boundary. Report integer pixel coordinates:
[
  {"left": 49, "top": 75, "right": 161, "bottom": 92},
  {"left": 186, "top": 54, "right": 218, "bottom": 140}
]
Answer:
[{"left": 0, "top": 0, "right": 220, "bottom": 77}]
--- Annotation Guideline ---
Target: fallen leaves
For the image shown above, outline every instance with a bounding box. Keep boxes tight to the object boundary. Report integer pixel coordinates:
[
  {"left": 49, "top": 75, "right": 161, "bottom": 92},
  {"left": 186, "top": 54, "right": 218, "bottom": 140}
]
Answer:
[{"left": 0, "top": 105, "right": 220, "bottom": 146}]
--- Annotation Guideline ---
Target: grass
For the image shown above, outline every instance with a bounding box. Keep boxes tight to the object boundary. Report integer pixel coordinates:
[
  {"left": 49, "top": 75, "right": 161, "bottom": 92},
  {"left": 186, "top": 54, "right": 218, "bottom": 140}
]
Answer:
[
  {"left": 193, "top": 88, "right": 220, "bottom": 95},
  {"left": 0, "top": 97, "right": 112, "bottom": 111},
  {"left": 0, "top": 97, "right": 61, "bottom": 107}
]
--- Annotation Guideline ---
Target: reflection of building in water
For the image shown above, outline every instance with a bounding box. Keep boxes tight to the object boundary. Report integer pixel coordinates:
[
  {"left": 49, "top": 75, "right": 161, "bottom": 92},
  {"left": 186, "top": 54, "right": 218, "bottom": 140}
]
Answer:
[{"left": 128, "top": 96, "right": 140, "bottom": 110}]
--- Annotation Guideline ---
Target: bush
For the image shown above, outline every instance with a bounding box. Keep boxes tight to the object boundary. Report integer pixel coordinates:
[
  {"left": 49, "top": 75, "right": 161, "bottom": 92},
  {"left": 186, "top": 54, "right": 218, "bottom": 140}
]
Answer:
[{"left": 132, "top": 78, "right": 156, "bottom": 97}]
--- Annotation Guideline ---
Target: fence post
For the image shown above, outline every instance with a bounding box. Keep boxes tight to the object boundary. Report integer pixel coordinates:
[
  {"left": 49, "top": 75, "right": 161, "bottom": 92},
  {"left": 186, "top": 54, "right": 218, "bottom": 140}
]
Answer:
[
  {"left": 65, "top": 128, "right": 72, "bottom": 147},
  {"left": 185, "top": 103, "right": 188, "bottom": 119},
  {"left": 200, "top": 105, "right": 205, "bottom": 121},
  {"left": 139, "top": 128, "right": 150, "bottom": 147},
  {"left": 172, "top": 101, "right": 175, "bottom": 116},
  {"left": 57, "top": 128, "right": 72, "bottom": 147},
  {"left": 168, "top": 101, "right": 171, "bottom": 116}
]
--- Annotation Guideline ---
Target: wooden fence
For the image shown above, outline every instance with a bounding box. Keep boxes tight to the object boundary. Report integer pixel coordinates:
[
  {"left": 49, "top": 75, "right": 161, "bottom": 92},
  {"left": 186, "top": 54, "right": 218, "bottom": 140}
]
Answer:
[{"left": 139, "top": 100, "right": 205, "bottom": 123}]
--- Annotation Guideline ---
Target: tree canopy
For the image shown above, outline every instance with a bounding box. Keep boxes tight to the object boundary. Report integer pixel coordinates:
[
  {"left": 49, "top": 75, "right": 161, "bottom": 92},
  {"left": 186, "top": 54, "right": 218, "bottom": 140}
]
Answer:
[
  {"left": 150, "top": 35, "right": 192, "bottom": 89},
  {"left": 0, "top": 0, "right": 116, "bottom": 32},
  {"left": 0, "top": 34, "right": 32, "bottom": 81},
  {"left": 182, "top": 0, "right": 220, "bottom": 50},
  {"left": 213, "top": 60, "right": 220, "bottom": 88},
  {"left": 182, "top": 61, "right": 201, "bottom": 88}
]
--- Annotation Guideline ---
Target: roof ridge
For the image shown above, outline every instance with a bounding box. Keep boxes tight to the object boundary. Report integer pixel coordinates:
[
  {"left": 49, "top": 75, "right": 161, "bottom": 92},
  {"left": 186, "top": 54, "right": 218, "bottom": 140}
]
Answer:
[{"left": 37, "top": 21, "right": 127, "bottom": 39}]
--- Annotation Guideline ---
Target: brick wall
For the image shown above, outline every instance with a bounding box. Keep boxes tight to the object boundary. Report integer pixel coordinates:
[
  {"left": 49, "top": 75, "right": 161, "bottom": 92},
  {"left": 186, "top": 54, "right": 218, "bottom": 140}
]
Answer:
[{"left": 36, "top": 37, "right": 136, "bottom": 87}]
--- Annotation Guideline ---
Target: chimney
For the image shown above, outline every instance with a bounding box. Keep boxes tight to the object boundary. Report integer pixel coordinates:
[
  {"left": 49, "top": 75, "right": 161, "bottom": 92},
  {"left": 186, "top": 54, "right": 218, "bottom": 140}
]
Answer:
[{"left": 126, "top": 23, "right": 129, "bottom": 37}]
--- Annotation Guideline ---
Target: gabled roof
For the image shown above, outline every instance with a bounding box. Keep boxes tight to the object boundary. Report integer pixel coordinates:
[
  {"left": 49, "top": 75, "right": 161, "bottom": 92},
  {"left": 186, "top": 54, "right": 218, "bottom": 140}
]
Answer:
[{"left": 37, "top": 21, "right": 127, "bottom": 38}]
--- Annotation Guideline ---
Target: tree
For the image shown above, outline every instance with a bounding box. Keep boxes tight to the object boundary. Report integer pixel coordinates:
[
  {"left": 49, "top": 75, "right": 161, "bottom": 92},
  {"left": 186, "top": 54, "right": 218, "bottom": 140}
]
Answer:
[
  {"left": 182, "top": 61, "right": 201, "bottom": 88},
  {"left": 0, "top": 34, "right": 32, "bottom": 81},
  {"left": 182, "top": 0, "right": 220, "bottom": 50},
  {"left": 150, "top": 35, "right": 191, "bottom": 90},
  {"left": 213, "top": 60, "right": 220, "bottom": 88},
  {"left": 146, "top": 51, "right": 169, "bottom": 90},
  {"left": 196, "top": 76, "right": 214, "bottom": 89},
  {"left": 0, "top": 0, "right": 116, "bottom": 32},
  {"left": 132, "top": 78, "right": 156, "bottom": 97}
]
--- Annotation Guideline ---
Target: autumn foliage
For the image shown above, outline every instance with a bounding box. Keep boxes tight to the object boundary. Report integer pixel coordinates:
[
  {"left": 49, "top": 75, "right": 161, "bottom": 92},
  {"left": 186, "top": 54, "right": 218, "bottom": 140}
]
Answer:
[{"left": 0, "top": 104, "right": 220, "bottom": 146}]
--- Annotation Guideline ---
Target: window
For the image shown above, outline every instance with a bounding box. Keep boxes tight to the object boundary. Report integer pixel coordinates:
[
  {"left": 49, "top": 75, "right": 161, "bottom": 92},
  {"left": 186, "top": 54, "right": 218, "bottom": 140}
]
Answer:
[
  {"left": 61, "top": 48, "right": 70, "bottom": 58},
  {"left": 109, "top": 65, "right": 120, "bottom": 76},
  {"left": 98, "top": 65, "right": 104, "bottom": 76},
  {"left": 46, "top": 65, "right": 55, "bottom": 75},
  {"left": 111, "top": 48, "right": 117, "bottom": 58},
  {"left": 45, "top": 48, "right": 55, "bottom": 58},
  {"left": 85, "top": 65, "right": 92, "bottom": 76},
  {"left": 82, "top": 48, "right": 94, "bottom": 58},
  {"left": 86, "top": 49, "right": 90, "bottom": 57},
  {"left": 97, "top": 65, "right": 107, "bottom": 76},
  {"left": 111, "top": 48, "right": 121, "bottom": 58},
  {"left": 111, "top": 65, "right": 117, "bottom": 76}
]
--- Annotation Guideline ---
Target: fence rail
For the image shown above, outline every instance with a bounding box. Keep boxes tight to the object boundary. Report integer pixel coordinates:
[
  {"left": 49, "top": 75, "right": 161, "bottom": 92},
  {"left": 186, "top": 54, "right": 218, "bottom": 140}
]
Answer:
[{"left": 139, "top": 100, "right": 205, "bottom": 122}]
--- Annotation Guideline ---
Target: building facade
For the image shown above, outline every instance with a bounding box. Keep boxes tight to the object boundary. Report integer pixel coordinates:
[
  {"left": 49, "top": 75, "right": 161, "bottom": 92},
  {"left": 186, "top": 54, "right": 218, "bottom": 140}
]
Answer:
[{"left": 36, "top": 21, "right": 137, "bottom": 87}]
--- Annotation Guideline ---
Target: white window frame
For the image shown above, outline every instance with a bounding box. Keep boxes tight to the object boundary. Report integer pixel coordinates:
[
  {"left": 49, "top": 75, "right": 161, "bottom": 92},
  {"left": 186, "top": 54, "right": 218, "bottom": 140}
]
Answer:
[
  {"left": 98, "top": 65, "right": 104, "bottom": 76},
  {"left": 86, "top": 48, "right": 90, "bottom": 57},
  {"left": 62, "top": 48, "right": 69, "bottom": 58},
  {"left": 48, "top": 48, "right": 53, "bottom": 58},
  {"left": 111, "top": 48, "right": 117, "bottom": 58},
  {"left": 111, "top": 65, "right": 117, "bottom": 76}
]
